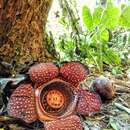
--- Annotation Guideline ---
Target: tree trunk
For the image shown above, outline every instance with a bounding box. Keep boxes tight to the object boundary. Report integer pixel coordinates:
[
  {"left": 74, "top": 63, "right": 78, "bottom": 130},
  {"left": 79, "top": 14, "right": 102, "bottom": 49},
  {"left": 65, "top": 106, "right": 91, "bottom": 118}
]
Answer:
[{"left": 0, "top": 0, "right": 54, "bottom": 75}]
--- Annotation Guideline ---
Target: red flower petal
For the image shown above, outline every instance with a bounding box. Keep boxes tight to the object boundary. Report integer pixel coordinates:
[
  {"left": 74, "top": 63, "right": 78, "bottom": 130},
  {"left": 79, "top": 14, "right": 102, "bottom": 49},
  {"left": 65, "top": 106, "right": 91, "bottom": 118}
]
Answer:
[
  {"left": 60, "top": 61, "right": 89, "bottom": 87},
  {"left": 28, "top": 63, "right": 59, "bottom": 86},
  {"left": 7, "top": 84, "right": 37, "bottom": 123},
  {"left": 76, "top": 89, "right": 101, "bottom": 115},
  {"left": 44, "top": 115, "right": 83, "bottom": 130}
]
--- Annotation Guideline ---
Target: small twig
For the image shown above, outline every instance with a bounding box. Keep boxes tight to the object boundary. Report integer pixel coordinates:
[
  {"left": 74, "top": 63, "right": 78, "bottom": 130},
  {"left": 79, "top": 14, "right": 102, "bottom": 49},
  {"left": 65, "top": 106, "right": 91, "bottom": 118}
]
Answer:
[
  {"left": 114, "top": 103, "right": 130, "bottom": 115},
  {"left": 113, "top": 79, "right": 130, "bottom": 88}
]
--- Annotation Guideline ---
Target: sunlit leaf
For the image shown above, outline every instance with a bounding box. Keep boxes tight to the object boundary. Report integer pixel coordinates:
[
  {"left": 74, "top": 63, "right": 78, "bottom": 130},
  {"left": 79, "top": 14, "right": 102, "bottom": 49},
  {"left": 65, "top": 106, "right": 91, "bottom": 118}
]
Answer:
[
  {"left": 92, "top": 29, "right": 109, "bottom": 43},
  {"left": 101, "top": 2, "right": 120, "bottom": 29},
  {"left": 103, "top": 49, "right": 121, "bottom": 65},
  {"left": 93, "top": 6, "right": 103, "bottom": 28},
  {"left": 82, "top": 6, "right": 93, "bottom": 31},
  {"left": 119, "top": 6, "right": 130, "bottom": 28}
]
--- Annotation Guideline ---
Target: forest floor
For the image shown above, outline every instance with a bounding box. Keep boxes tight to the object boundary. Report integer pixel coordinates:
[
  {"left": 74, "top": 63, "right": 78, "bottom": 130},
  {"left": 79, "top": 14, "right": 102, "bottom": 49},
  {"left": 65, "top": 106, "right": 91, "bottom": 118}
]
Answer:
[{"left": 82, "top": 76, "right": 130, "bottom": 130}]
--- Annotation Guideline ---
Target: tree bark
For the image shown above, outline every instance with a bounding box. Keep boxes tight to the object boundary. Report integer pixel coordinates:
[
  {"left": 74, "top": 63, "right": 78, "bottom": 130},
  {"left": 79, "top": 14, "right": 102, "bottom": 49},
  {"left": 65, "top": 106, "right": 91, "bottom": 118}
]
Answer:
[{"left": 0, "top": 0, "right": 54, "bottom": 75}]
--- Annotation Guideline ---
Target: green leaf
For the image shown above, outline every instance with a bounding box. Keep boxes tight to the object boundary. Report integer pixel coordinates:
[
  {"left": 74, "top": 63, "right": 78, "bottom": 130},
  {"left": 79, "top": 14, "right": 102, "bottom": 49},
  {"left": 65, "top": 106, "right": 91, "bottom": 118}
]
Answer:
[
  {"left": 119, "top": 6, "right": 130, "bottom": 28},
  {"left": 112, "top": 67, "right": 122, "bottom": 75},
  {"left": 103, "top": 49, "right": 121, "bottom": 65},
  {"left": 92, "top": 29, "right": 109, "bottom": 43},
  {"left": 109, "top": 117, "right": 120, "bottom": 130},
  {"left": 82, "top": 6, "right": 93, "bottom": 31},
  {"left": 101, "top": 2, "right": 120, "bottom": 29},
  {"left": 93, "top": 6, "right": 103, "bottom": 27},
  {"left": 100, "top": 29, "right": 109, "bottom": 42}
]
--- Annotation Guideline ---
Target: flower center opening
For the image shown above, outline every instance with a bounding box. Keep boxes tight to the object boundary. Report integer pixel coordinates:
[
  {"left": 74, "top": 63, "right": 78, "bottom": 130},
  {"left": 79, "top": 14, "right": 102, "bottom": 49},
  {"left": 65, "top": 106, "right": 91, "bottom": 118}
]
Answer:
[{"left": 46, "top": 90, "right": 65, "bottom": 109}]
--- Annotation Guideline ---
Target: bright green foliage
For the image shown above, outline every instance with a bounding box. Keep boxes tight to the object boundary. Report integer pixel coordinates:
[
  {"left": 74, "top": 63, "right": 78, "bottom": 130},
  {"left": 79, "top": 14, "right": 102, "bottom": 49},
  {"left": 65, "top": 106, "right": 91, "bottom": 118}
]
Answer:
[
  {"left": 101, "top": 2, "right": 120, "bottom": 29},
  {"left": 100, "top": 29, "right": 109, "bottom": 42},
  {"left": 80, "top": 1, "right": 129, "bottom": 72},
  {"left": 56, "top": 38, "right": 77, "bottom": 61},
  {"left": 55, "top": 0, "right": 130, "bottom": 73},
  {"left": 119, "top": 6, "right": 130, "bottom": 28},
  {"left": 93, "top": 7, "right": 103, "bottom": 28},
  {"left": 82, "top": 6, "right": 93, "bottom": 31},
  {"left": 102, "top": 48, "right": 121, "bottom": 65},
  {"left": 92, "top": 28, "right": 109, "bottom": 43},
  {"left": 82, "top": 1, "right": 120, "bottom": 30}
]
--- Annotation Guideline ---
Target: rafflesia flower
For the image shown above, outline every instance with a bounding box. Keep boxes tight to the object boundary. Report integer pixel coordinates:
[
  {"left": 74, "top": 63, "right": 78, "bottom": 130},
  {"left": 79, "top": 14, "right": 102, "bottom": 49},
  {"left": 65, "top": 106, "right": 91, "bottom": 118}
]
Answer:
[{"left": 7, "top": 61, "right": 101, "bottom": 130}]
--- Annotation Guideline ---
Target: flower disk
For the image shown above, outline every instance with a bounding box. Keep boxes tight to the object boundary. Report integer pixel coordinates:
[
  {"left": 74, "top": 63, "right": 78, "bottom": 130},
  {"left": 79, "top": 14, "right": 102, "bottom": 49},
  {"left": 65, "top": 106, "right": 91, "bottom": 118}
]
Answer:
[
  {"left": 28, "top": 63, "right": 59, "bottom": 86},
  {"left": 44, "top": 115, "right": 83, "bottom": 130},
  {"left": 76, "top": 89, "right": 101, "bottom": 115},
  {"left": 7, "top": 84, "right": 37, "bottom": 123},
  {"left": 60, "top": 61, "right": 89, "bottom": 87},
  {"left": 35, "top": 79, "right": 78, "bottom": 121}
]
